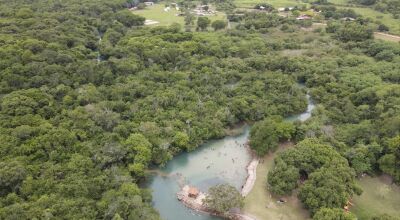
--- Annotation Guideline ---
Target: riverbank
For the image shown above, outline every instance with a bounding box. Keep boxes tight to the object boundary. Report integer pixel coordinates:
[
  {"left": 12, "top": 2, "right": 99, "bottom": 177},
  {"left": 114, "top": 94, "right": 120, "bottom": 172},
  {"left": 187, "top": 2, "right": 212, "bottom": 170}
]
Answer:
[{"left": 241, "top": 159, "right": 259, "bottom": 197}]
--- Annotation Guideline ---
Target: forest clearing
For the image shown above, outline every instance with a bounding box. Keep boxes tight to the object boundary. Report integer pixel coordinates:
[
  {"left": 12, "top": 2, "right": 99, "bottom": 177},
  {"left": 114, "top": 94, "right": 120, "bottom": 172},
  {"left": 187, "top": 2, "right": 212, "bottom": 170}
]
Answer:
[{"left": 351, "top": 176, "right": 400, "bottom": 219}]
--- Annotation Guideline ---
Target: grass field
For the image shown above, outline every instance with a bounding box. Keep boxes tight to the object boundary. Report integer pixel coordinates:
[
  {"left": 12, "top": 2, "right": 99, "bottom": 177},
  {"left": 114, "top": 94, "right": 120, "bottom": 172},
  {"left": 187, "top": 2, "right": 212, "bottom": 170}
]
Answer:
[
  {"left": 351, "top": 175, "right": 400, "bottom": 220},
  {"left": 243, "top": 142, "right": 310, "bottom": 220},
  {"left": 234, "top": 0, "right": 400, "bottom": 35},
  {"left": 329, "top": 0, "right": 400, "bottom": 35},
  {"left": 337, "top": 6, "right": 400, "bottom": 35},
  {"left": 132, "top": 3, "right": 226, "bottom": 27},
  {"left": 330, "top": 0, "right": 349, "bottom": 4},
  {"left": 235, "top": 0, "right": 307, "bottom": 8},
  {"left": 132, "top": 4, "right": 184, "bottom": 26}
]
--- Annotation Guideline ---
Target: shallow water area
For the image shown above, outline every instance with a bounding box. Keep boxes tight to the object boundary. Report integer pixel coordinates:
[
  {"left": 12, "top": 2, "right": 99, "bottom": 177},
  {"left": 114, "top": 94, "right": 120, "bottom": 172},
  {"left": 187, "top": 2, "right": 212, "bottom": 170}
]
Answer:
[{"left": 148, "top": 126, "right": 252, "bottom": 220}]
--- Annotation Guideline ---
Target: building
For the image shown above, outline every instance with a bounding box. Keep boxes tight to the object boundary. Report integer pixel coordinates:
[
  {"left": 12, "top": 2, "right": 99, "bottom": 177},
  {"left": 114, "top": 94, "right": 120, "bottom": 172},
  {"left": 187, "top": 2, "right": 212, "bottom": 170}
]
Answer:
[
  {"left": 188, "top": 187, "right": 199, "bottom": 198},
  {"left": 144, "top": 2, "right": 154, "bottom": 6},
  {"left": 296, "top": 15, "right": 311, "bottom": 20},
  {"left": 341, "top": 17, "right": 356, "bottom": 21}
]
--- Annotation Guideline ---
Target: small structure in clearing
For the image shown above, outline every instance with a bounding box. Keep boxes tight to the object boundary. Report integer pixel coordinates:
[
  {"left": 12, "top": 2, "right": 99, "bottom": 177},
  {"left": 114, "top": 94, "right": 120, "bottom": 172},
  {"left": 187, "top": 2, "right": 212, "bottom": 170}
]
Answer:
[
  {"left": 188, "top": 187, "right": 199, "bottom": 198},
  {"left": 192, "top": 4, "right": 216, "bottom": 16},
  {"left": 296, "top": 15, "right": 311, "bottom": 20},
  {"left": 177, "top": 185, "right": 207, "bottom": 211},
  {"left": 144, "top": 19, "right": 159, "bottom": 25},
  {"left": 144, "top": 1, "right": 154, "bottom": 6},
  {"left": 341, "top": 17, "right": 356, "bottom": 21}
]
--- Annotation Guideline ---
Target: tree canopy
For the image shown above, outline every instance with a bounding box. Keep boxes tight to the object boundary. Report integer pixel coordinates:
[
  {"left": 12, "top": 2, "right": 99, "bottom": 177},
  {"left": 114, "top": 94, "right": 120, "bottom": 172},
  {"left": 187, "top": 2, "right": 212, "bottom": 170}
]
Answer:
[
  {"left": 249, "top": 116, "right": 297, "bottom": 156},
  {"left": 204, "top": 184, "right": 244, "bottom": 216},
  {"left": 268, "top": 139, "right": 361, "bottom": 214},
  {"left": 0, "top": 0, "right": 399, "bottom": 219}
]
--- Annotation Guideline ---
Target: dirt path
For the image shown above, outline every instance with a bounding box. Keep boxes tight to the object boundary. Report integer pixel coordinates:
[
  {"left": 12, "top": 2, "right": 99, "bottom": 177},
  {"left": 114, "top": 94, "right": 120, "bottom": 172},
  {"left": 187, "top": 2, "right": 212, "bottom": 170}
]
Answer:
[
  {"left": 374, "top": 32, "right": 400, "bottom": 42},
  {"left": 241, "top": 159, "right": 259, "bottom": 197}
]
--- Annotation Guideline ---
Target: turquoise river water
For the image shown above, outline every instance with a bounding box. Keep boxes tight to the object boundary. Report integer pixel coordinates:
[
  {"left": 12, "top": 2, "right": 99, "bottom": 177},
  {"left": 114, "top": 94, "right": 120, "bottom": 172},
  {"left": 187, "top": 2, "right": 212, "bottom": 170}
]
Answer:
[{"left": 148, "top": 92, "right": 315, "bottom": 220}]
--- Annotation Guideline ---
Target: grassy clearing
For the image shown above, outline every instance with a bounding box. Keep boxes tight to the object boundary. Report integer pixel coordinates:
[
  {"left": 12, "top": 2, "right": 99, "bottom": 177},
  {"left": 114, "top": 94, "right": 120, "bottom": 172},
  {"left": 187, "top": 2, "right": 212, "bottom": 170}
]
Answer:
[
  {"left": 329, "top": 0, "right": 349, "bottom": 4},
  {"left": 235, "top": 0, "right": 307, "bottom": 8},
  {"left": 337, "top": 6, "right": 400, "bottom": 35},
  {"left": 243, "top": 142, "right": 310, "bottom": 220},
  {"left": 132, "top": 3, "right": 226, "bottom": 27},
  {"left": 351, "top": 175, "right": 400, "bottom": 220},
  {"left": 329, "top": 0, "right": 400, "bottom": 35},
  {"left": 132, "top": 4, "right": 184, "bottom": 26},
  {"left": 233, "top": 0, "right": 400, "bottom": 35}
]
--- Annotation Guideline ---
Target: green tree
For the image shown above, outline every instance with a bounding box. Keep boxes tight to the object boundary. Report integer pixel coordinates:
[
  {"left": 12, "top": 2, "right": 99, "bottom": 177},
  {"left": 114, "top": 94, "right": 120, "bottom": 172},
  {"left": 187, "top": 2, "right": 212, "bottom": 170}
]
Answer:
[
  {"left": 204, "top": 184, "right": 244, "bottom": 216},
  {"left": 379, "top": 135, "right": 400, "bottom": 183},
  {"left": 173, "top": 131, "right": 190, "bottom": 150},
  {"left": 298, "top": 164, "right": 360, "bottom": 214},
  {"left": 115, "top": 10, "right": 145, "bottom": 27},
  {"left": 313, "top": 208, "right": 356, "bottom": 220},
  {"left": 211, "top": 20, "right": 227, "bottom": 31},
  {"left": 267, "top": 158, "right": 300, "bottom": 195},
  {"left": 184, "top": 10, "right": 196, "bottom": 25},
  {"left": 250, "top": 116, "right": 295, "bottom": 156},
  {"left": 268, "top": 139, "right": 361, "bottom": 214},
  {"left": 0, "top": 161, "right": 26, "bottom": 196},
  {"left": 197, "top": 17, "right": 211, "bottom": 31},
  {"left": 97, "top": 183, "right": 160, "bottom": 220},
  {"left": 123, "top": 133, "right": 153, "bottom": 178},
  {"left": 334, "top": 22, "right": 373, "bottom": 42}
]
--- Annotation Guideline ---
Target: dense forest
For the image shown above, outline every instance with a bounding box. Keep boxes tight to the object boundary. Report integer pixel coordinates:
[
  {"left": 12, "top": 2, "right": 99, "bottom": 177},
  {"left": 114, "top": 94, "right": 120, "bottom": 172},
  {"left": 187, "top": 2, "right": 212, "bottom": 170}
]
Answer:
[
  {"left": 0, "top": 0, "right": 399, "bottom": 219},
  {"left": 0, "top": 0, "right": 308, "bottom": 219}
]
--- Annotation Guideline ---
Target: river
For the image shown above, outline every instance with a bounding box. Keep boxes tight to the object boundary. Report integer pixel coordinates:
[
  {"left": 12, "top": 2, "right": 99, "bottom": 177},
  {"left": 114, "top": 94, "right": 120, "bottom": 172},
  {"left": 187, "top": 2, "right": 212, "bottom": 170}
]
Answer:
[{"left": 147, "top": 90, "right": 315, "bottom": 220}]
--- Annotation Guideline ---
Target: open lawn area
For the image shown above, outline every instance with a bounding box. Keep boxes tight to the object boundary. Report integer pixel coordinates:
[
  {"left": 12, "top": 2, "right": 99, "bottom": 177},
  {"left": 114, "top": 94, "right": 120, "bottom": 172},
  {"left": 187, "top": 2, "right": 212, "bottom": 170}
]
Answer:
[
  {"left": 235, "top": 0, "right": 308, "bottom": 8},
  {"left": 329, "top": 0, "right": 352, "bottom": 5},
  {"left": 351, "top": 175, "right": 400, "bottom": 220},
  {"left": 234, "top": 0, "right": 400, "bottom": 35},
  {"left": 132, "top": 4, "right": 184, "bottom": 26},
  {"left": 243, "top": 142, "right": 310, "bottom": 220},
  {"left": 337, "top": 6, "right": 400, "bottom": 35},
  {"left": 329, "top": 0, "right": 400, "bottom": 35},
  {"left": 132, "top": 3, "right": 226, "bottom": 27}
]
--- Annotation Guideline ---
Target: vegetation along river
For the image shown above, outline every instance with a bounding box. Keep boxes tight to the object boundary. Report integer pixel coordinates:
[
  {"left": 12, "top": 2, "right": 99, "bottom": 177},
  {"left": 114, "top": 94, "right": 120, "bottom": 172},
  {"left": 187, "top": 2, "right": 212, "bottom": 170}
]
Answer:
[{"left": 147, "top": 91, "right": 315, "bottom": 220}]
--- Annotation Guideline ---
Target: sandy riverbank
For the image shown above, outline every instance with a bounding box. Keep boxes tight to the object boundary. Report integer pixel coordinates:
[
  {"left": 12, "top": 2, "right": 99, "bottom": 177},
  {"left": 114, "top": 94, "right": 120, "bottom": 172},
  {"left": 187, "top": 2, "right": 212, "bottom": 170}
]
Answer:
[{"left": 241, "top": 159, "right": 259, "bottom": 197}]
